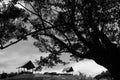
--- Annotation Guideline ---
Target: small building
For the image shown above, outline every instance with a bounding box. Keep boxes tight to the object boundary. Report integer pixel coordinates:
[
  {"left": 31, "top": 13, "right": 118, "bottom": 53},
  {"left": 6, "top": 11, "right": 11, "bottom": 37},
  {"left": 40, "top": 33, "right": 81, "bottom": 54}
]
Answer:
[
  {"left": 17, "top": 60, "right": 35, "bottom": 74},
  {"left": 62, "top": 67, "right": 74, "bottom": 74}
]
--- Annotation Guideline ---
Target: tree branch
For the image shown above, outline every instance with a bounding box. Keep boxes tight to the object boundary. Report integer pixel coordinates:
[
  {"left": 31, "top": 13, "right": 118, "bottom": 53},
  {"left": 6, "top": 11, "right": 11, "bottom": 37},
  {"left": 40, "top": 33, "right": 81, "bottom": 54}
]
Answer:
[
  {"left": 18, "top": 2, "right": 54, "bottom": 27},
  {"left": 56, "top": 28, "right": 72, "bottom": 48},
  {"left": 44, "top": 34, "right": 92, "bottom": 59},
  {"left": 18, "top": 2, "right": 37, "bottom": 15},
  {"left": 0, "top": 23, "right": 67, "bottom": 49},
  {"left": 69, "top": 0, "right": 94, "bottom": 51}
]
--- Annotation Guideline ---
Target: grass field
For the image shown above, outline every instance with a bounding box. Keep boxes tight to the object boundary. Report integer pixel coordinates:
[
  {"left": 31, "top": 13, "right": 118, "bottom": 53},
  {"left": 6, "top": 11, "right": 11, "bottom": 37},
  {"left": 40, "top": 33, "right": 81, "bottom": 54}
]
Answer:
[{"left": 0, "top": 73, "right": 95, "bottom": 80}]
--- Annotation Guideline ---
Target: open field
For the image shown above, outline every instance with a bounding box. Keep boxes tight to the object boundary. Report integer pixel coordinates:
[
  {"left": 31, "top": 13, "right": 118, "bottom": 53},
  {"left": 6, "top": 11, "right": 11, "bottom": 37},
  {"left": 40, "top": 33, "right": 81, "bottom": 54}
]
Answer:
[{"left": 0, "top": 74, "right": 94, "bottom": 80}]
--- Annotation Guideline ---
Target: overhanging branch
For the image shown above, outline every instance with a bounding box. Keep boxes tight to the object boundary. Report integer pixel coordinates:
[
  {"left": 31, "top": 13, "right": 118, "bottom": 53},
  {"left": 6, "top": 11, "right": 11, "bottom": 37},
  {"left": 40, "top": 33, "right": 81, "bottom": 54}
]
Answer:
[
  {"left": 0, "top": 23, "right": 68, "bottom": 49},
  {"left": 44, "top": 34, "right": 92, "bottom": 59}
]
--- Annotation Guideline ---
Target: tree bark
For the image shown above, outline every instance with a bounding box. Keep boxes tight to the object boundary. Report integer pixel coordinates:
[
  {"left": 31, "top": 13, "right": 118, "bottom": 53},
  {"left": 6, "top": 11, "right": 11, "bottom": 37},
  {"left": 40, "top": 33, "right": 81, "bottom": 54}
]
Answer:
[
  {"left": 92, "top": 43, "right": 120, "bottom": 80},
  {"left": 81, "top": 0, "right": 120, "bottom": 79}
]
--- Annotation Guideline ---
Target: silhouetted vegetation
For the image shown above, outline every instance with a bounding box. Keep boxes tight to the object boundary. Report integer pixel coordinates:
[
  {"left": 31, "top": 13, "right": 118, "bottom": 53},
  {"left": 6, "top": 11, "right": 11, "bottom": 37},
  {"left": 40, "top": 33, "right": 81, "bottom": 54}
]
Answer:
[
  {"left": 0, "top": 72, "right": 7, "bottom": 79},
  {"left": 1, "top": 0, "right": 120, "bottom": 79},
  {"left": 95, "top": 71, "right": 113, "bottom": 80},
  {"left": 0, "top": 72, "right": 18, "bottom": 79}
]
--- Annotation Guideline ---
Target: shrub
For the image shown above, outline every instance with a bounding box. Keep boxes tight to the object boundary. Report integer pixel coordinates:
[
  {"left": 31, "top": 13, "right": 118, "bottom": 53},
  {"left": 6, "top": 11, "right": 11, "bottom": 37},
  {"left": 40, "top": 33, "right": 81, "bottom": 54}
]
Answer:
[{"left": 0, "top": 72, "right": 8, "bottom": 79}]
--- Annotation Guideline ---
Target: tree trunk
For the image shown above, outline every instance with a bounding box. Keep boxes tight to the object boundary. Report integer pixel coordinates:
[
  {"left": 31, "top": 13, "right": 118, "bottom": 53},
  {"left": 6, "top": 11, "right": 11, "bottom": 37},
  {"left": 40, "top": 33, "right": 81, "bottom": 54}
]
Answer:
[
  {"left": 93, "top": 44, "right": 120, "bottom": 80},
  {"left": 107, "top": 60, "right": 120, "bottom": 80},
  {"left": 106, "top": 56, "right": 120, "bottom": 80}
]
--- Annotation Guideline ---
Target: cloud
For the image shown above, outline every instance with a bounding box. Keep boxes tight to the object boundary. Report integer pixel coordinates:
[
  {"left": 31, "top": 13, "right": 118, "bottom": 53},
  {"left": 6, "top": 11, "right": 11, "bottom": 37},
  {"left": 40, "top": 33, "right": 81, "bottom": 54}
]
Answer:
[
  {"left": 69, "top": 59, "right": 107, "bottom": 76},
  {"left": 0, "top": 62, "right": 8, "bottom": 68},
  {"left": 36, "top": 59, "right": 107, "bottom": 77}
]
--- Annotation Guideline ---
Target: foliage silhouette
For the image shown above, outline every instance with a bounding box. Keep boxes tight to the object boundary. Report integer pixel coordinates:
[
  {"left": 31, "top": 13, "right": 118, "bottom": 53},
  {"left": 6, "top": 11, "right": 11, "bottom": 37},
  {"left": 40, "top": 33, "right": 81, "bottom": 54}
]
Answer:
[
  {"left": 0, "top": 72, "right": 7, "bottom": 79},
  {"left": 0, "top": 0, "right": 120, "bottom": 79},
  {"left": 95, "top": 71, "right": 113, "bottom": 80}
]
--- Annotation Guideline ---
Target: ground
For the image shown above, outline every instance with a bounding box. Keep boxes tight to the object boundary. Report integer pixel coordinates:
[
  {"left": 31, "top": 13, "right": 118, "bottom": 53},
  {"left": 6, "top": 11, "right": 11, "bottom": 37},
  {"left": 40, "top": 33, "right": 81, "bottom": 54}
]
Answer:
[{"left": 0, "top": 73, "right": 95, "bottom": 80}]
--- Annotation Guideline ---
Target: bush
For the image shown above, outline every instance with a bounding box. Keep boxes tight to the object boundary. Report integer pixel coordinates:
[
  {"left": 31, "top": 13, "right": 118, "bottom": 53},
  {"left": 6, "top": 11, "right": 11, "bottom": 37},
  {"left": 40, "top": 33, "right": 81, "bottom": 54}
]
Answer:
[{"left": 0, "top": 72, "right": 8, "bottom": 79}]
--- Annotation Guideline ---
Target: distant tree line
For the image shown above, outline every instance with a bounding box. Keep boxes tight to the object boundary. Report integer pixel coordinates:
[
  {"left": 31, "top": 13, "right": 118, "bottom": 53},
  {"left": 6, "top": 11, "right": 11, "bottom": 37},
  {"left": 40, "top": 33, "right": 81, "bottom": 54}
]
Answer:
[{"left": 0, "top": 72, "right": 17, "bottom": 79}]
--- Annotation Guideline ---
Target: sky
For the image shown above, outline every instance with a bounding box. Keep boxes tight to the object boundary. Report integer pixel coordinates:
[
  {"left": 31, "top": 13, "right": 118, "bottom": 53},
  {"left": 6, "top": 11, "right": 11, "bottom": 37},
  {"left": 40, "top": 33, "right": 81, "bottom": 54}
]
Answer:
[
  {"left": 0, "top": 37, "right": 107, "bottom": 77},
  {"left": 0, "top": 0, "right": 107, "bottom": 77}
]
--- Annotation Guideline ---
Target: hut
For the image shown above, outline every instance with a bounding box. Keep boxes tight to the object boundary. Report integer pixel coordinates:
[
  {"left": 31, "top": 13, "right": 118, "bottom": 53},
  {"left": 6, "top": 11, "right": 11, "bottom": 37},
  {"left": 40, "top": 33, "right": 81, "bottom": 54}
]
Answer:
[
  {"left": 17, "top": 60, "right": 35, "bottom": 73},
  {"left": 62, "top": 67, "right": 74, "bottom": 74}
]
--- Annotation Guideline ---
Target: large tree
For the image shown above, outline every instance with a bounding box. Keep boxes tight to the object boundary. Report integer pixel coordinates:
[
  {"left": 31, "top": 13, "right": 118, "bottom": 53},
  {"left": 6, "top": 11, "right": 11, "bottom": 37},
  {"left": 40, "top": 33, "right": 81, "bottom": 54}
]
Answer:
[{"left": 1, "top": 0, "right": 120, "bottom": 79}]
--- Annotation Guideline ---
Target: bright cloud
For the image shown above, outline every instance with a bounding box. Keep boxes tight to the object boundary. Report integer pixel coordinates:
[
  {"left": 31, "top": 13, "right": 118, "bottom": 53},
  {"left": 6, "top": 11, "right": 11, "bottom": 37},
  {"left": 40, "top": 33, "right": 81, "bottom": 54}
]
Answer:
[{"left": 68, "top": 59, "right": 107, "bottom": 76}]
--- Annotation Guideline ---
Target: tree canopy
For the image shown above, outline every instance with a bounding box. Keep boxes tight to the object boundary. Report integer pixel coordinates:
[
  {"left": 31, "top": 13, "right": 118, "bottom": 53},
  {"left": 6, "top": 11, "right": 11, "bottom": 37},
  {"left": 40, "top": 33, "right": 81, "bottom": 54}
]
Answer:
[{"left": 1, "top": 0, "right": 120, "bottom": 79}]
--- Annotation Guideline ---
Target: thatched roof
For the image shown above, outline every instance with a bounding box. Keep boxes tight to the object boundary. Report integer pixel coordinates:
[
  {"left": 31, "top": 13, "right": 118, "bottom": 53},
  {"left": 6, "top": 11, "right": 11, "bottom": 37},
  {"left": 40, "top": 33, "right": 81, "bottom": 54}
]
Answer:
[
  {"left": 62, "top": 67, "right": 74, "bottom": 72},
  {"left": 34, "top": 66, "right": 42, "bottom": 71},
  {"left": 18, "top": 61, "right": 35, "bottom": 70}
]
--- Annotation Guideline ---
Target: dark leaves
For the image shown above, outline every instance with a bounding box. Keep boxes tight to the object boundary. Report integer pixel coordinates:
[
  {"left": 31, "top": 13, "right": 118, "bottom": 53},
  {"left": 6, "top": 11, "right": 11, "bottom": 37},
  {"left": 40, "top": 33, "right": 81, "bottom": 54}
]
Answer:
[
  {"left": 1, "top": 0, "right": 120, "bottom": 71},
  {"left": 0, "top": 5, "right": 25, "bottom": 20}
]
